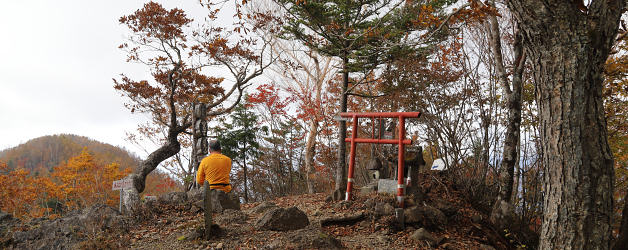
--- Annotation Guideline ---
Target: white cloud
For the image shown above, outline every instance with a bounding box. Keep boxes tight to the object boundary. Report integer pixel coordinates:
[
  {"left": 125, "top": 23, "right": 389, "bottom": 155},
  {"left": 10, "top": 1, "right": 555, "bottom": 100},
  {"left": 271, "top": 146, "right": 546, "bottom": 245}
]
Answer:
[{"left": 0, "top": 0, "right": 215, "bottom": 156}]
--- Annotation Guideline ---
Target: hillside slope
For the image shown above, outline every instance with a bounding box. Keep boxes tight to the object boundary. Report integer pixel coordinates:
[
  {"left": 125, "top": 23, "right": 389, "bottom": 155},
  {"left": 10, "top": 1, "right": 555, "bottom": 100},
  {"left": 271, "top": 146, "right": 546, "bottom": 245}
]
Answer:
[
  {"left": 0, "top": 134, "right": 140, "bottom": 171},
  {"left": 2, "top": 171, "right": 529, "bottom": 249}
]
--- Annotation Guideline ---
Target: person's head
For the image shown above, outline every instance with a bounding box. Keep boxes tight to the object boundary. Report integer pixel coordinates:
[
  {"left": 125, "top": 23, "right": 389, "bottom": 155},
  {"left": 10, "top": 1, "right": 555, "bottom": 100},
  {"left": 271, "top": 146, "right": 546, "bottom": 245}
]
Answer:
[{"left": 209, "top": 140, "right": 221, "bottom": 153}]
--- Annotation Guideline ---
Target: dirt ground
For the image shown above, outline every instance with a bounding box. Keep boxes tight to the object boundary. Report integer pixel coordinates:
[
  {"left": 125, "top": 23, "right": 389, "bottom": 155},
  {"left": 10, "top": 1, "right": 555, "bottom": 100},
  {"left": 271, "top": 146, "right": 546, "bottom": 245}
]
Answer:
[{"left": 97, "top": 173, "right": 513, "bottom": 249}]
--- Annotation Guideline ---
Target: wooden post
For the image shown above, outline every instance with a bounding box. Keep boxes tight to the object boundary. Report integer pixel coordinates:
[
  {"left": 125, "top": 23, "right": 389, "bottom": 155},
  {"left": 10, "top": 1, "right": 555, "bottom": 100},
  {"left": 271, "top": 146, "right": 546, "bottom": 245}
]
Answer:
[{"left": 203, "top": 180, "right": 212, "bottom": 240}]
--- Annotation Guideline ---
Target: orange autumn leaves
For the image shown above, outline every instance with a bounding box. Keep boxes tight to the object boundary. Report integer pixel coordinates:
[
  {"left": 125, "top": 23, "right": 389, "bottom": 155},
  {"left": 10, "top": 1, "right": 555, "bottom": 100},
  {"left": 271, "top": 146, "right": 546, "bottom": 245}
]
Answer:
[
  {"left": 0, "top": 162, "right": 58, "bottom": 218},
  {"left": 0, "top": 148, "right": 130, "bottom": 219}
]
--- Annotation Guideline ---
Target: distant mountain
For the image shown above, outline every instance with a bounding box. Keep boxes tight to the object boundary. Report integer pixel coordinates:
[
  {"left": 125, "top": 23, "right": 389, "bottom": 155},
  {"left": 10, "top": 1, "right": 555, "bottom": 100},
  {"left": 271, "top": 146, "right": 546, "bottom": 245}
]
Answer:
[{"left": 0, "top": 134, "right": 141, "bottom": 172}]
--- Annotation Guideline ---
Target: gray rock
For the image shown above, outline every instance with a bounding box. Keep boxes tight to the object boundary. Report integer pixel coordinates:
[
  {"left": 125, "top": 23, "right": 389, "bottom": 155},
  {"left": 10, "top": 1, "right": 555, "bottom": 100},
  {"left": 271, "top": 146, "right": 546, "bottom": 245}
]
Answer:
[
  {"left": 255, "top": 207, "right": 310, "bottom": 231},
  {"left": 404, "top": 205, "right": 447, "bottom": 230},
  {"left": 252, "top": 201, "right": 278, "bottom": 214},
  {"left": 360, "top": 184, "right": 377, "bottom": 194},
  {"left": 9, "top": 203, "right": 129, "bottom": 250},
  {"left": 79, "top": 203, "right": 124, "bottom": 231},
  {"left": 374, "top": 202, "right": 395, "bottom": 216},
  {"left": 308, "top": 232, "right": 342, "bottom": 249},
  {"left": 377, "top": 179, "right": 398, "bottom": 195},
  {"left": 188, "top": 188, "right": 204, "bottom": 201},
  {"left": 158, "top": 191, "right": 188, "bottom": 204},
  {"left": 122, "top": 186, "right": 140, "bottom": 214},
  {"left": 489, "top": 199, "right": 516, "bottom": 231},
  {"left": 359, "top": 220, "right": 370, "bottom": 228},
  {"left": 410, "top": 228, "right": 441, "bottom": 246}
]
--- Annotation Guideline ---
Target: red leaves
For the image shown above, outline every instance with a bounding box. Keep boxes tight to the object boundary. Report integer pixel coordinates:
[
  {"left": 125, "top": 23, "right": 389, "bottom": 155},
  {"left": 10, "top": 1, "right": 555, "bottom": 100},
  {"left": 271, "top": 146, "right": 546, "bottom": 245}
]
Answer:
[
  {"left": 247, "top": 83, "right": 291, "bottom": 116},
  {"left": 119, "top": 2, "right": 192, "bottom": 41}
]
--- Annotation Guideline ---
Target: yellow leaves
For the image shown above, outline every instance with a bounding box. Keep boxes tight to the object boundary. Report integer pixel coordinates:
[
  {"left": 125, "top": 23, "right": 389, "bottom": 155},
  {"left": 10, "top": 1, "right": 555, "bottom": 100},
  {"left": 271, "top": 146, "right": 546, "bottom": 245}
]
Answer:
[
  {"left": 0, "top": 147, "right": 134, "bottom": 220},
  {"left": 52, "top": 147, "right": 131, "bottom": 210}
]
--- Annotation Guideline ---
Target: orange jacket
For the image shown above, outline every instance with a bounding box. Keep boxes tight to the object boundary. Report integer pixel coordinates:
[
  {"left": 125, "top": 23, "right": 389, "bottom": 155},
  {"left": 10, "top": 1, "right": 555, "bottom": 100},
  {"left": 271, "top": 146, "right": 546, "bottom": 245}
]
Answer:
[{"left": 196, "top": 153, "right": 232, "bottom": 193}]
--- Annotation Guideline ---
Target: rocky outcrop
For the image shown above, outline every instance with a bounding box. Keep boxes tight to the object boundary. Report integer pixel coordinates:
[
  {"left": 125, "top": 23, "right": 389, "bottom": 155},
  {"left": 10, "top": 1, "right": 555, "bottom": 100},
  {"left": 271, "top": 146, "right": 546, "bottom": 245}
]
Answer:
[
  {"left": 255, "top": 207, "right": 309, "bottom": 231},
  {"left": 158, "top": 191, "right": 188, "bottom": 204},
  {"left": 404, "top": 205, "right": 447, "bottom": 230},
  {"left": 374, "top": 202, "right": 395, "bottom": 216},
  {"left": 6, "top": 204, "right": 129, "bottom": 250}
]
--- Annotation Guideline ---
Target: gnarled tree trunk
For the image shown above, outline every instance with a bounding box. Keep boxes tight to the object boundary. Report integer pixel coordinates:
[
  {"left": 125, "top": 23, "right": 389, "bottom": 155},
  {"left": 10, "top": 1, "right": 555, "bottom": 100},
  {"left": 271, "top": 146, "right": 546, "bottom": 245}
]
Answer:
[{"left": 504, "top": 1, "right": 624, "bottom": 248}]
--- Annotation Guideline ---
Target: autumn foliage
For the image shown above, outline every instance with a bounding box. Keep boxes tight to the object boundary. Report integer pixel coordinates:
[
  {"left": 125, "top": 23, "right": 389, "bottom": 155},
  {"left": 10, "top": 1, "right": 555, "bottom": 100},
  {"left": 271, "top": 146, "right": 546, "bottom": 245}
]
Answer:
[
  {"left": 52, "top": 148, "right": 131, "bottom": 210},
  {"left": 0, "top": 148, "right": 131, "bottom": 219},
  {"left": 0, "top": 161, "right": 58, "bottom": 218}
]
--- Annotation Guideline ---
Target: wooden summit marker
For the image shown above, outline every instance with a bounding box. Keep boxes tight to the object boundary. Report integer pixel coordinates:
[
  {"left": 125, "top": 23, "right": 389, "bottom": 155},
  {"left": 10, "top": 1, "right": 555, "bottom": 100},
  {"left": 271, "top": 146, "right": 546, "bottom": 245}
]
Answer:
[{"left": 204, "top": 180, "right": 212, "bottom": 240}]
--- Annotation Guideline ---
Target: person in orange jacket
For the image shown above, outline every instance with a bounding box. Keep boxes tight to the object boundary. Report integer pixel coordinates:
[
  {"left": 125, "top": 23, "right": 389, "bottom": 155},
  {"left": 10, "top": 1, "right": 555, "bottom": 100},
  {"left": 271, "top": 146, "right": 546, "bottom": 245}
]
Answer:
[{"left": 196, "top": 140, "right": 232, "bottom": 193}]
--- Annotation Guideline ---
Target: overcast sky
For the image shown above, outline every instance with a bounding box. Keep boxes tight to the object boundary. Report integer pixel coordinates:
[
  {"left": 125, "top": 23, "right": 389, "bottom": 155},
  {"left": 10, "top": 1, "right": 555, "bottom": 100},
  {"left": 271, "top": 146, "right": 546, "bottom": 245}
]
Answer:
[{"left": 0, "top": 0, "right": 216, "bottom": 157}]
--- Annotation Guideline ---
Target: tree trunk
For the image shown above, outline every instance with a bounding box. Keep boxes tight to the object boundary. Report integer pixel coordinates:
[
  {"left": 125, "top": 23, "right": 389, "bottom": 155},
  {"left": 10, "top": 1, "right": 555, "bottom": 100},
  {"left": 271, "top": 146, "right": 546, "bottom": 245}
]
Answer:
[
  {"left": 504, "top": 1, "right": 623, "bottom": 248},
  {"left": 132, "top": 129, "right": 181, "bottom": 193},
  {"left": 305, "top": 119, "right": 319, "bottom": 194},
  {"left": 613, "top": 191, "right": 628, "bottom": 250},
  {"left": 488, "top": 9, "right": 526, "bottom": 201},
  {"left": 243, "top": 145, "right": 249, "bottom": 202},
  {"left": 335, "top": 52, "right": 349, "bottom": 196}
]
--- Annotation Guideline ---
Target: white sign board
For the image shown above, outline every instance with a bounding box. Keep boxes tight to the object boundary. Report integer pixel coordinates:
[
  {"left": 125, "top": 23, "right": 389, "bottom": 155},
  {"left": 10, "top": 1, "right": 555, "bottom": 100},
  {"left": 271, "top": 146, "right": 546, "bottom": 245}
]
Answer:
[
  {"left": 112, "top": 179, "right": 133, "bottom": 190},
  {"left": 430, "top": 158, "right": 448, "bottom": 171},
  {"left": 333, "top": 115, "right": 352, "bottom": 122}
]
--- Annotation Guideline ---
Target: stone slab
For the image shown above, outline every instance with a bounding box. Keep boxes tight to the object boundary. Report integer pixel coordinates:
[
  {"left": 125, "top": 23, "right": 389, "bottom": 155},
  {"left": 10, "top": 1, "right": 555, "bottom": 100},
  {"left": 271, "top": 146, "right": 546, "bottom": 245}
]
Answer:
[{"left": 377, "top": 179, "right": 399, "bottom": 195}]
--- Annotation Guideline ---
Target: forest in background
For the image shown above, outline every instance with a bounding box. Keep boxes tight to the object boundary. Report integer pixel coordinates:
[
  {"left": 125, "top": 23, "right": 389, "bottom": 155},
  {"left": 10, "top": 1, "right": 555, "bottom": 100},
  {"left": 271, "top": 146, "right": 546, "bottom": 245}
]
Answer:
[{"left": 0, "top": 134, "right": 180, "bottom": 218}]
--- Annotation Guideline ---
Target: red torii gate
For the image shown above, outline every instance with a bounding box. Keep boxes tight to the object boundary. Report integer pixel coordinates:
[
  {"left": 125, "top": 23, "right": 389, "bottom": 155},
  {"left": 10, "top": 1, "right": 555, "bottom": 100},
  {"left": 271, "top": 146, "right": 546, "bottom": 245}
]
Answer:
[{"left": 340, "top": 111, "right": 421, "bottom": 207}]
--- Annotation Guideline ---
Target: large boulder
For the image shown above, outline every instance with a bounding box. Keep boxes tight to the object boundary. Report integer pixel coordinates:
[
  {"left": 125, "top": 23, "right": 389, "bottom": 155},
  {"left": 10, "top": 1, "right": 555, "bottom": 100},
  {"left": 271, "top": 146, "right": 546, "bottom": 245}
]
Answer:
[
  {"left": 374, "top": 202, "right": 395, "bottom": 216},
  {"left": 79, "top": 203, "right": 126, "bottom": 232},
  {"left": 489, "top": 199, "right": 517, "bottom": 231},
  {"left": 187, "top": 188, "right": 203, "bottom": 201},
  {"left": 255, "top": 207, "right": 310, "bottom": 231},
  {"left": 404, "top": 205, "right": 447, "bottom": 230}
]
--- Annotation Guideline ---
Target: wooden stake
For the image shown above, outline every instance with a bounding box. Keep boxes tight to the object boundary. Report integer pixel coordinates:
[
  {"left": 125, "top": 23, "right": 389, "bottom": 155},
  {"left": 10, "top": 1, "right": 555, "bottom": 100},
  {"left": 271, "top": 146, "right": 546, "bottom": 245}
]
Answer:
[{"left": 203, "top": 180, "right": 212, "bottom": 240}]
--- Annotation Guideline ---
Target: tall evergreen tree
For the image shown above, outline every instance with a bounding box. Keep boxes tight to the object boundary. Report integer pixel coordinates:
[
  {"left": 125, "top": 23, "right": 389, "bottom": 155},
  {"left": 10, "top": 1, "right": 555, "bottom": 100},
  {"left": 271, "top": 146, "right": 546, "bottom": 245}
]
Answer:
[
  {"left": 274, "top": 0, "right": 456, "bottom": 197},
  {"left": 215, "top": 103, "right": 261, "bottom": 202}
]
